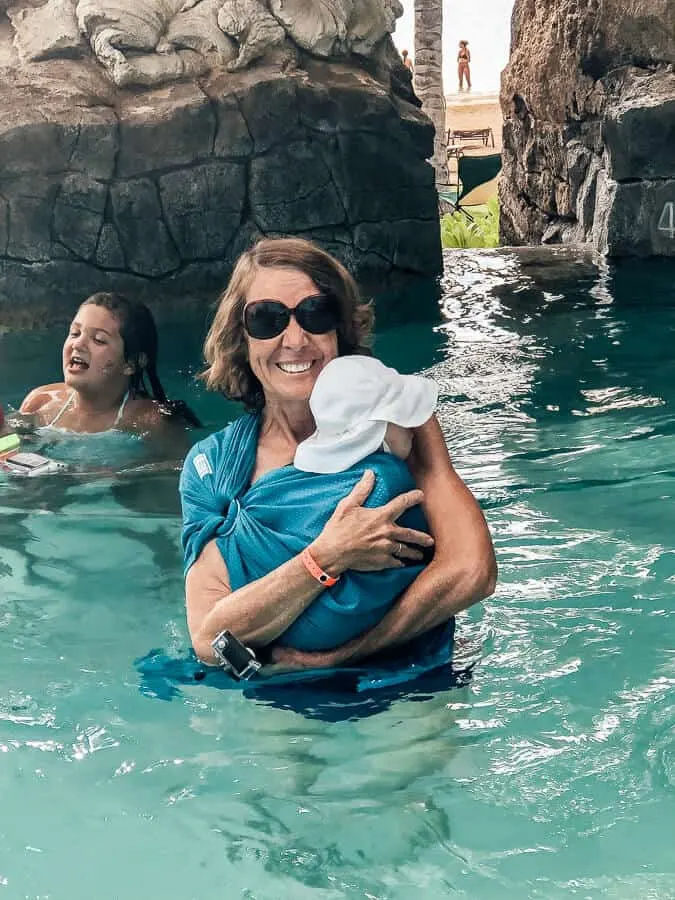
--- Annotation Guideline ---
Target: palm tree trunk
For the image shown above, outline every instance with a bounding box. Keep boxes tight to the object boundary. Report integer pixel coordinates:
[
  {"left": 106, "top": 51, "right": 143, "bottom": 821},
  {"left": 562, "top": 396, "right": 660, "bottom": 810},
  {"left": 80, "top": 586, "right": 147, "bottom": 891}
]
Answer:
[{"left": 414, "top": 0, "right": 447, "bottom": 185}]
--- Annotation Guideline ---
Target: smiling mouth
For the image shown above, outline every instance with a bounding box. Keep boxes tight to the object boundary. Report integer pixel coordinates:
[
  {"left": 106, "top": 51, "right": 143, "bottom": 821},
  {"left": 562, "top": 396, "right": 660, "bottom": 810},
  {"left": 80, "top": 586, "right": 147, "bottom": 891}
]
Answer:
[
  {"left": 68, "top": 355, "right": 89, "bottom": 372},
  {"left": 276, "top": 361, "right": 314, "bottom": 374}
]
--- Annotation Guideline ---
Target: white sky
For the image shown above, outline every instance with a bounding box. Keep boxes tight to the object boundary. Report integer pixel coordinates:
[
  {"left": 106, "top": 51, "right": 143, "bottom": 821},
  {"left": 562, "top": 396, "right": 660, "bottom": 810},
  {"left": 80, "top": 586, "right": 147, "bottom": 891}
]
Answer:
[{"left": 392, "top": 0, "right": 515, "bottom": 95}]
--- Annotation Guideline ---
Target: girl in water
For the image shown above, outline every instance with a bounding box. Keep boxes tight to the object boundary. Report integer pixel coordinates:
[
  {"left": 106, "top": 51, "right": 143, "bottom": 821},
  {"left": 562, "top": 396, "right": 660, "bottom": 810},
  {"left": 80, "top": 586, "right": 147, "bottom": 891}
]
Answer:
[{"left": 17, "top": 292, "right": 200, "bottom": 437}]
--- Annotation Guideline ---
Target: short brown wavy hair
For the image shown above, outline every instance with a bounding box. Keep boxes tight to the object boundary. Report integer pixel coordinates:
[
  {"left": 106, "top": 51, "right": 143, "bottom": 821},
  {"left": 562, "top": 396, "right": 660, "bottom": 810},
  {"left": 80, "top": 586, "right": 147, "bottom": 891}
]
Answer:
[{"left": 202, "top": 237, "right": 374, "bottom": 409}]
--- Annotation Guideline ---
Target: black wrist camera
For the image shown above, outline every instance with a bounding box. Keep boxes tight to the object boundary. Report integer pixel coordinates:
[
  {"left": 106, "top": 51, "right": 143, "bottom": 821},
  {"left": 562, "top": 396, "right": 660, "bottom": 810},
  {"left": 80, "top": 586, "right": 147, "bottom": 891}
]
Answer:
[{"left": 211, "top": 630, "right": 261, "bottom": 681}]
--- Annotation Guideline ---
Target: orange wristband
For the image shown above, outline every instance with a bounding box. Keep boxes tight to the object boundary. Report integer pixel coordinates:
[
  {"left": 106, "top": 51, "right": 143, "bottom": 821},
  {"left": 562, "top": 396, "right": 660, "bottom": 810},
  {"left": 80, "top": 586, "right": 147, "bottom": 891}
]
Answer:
[{"left": 300, "top": 548, "right": 339, "bottom": 588}]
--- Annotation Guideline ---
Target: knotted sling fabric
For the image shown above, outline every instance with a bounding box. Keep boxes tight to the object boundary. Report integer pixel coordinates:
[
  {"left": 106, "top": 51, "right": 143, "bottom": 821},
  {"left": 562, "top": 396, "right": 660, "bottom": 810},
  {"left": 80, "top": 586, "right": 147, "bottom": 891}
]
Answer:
[{"left": 180, "top": 413, "right": 431, "bottom": 651}]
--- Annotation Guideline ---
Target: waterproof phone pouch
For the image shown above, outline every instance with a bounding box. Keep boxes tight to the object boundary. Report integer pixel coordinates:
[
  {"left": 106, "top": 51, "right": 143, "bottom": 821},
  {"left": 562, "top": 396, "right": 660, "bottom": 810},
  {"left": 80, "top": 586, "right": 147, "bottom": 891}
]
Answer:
[{"left": 2, "top": 451, "right": 69, "bottom": 476}]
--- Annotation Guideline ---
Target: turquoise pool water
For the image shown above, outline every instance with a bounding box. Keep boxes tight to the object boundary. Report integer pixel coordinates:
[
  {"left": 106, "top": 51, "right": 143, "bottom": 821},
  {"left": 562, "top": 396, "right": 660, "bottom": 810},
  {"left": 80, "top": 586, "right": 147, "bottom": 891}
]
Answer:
[{"left": 1, "top": 248, "right": 674, "bottom": 899}]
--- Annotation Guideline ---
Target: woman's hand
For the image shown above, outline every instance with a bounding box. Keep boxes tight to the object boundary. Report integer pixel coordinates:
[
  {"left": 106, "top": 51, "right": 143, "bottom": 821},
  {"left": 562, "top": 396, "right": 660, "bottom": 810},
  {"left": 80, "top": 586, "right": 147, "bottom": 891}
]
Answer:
[{"left": 309, "top": 469, "right": 434, "bottom": 576}]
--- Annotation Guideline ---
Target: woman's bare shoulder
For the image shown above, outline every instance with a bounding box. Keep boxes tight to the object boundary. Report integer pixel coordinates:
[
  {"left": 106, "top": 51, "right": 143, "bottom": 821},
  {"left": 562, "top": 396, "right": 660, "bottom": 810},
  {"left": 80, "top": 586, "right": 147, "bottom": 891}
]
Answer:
[
  {"left": 20, "top": 383, "right": 68, "bottom": 414},
  {"left": 408, "top": 415, "right": 453, "bottom": 475}
]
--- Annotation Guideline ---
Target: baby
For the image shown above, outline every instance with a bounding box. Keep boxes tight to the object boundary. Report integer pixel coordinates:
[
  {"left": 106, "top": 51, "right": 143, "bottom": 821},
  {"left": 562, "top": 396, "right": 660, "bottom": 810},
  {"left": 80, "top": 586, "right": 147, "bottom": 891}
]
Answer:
[{"left": 270, "top": 354, "right": 438, "bottom": 651}]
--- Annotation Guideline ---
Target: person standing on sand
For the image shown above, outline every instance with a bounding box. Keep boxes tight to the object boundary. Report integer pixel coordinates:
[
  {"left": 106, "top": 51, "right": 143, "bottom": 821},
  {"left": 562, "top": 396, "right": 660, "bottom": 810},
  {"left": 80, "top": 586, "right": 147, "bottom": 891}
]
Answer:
[{"left": 457, "top": 40, "right": 471, "bottom": 91}]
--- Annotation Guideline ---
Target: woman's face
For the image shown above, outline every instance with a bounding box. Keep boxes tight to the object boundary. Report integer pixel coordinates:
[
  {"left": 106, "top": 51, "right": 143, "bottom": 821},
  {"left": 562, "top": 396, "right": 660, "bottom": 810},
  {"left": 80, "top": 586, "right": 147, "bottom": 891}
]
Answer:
[
  {"left": 62, "top": 304, "right": 133, "bottom": 393},
  {"left": 244, "top": 266, "right": 339, "bottom": 409}
]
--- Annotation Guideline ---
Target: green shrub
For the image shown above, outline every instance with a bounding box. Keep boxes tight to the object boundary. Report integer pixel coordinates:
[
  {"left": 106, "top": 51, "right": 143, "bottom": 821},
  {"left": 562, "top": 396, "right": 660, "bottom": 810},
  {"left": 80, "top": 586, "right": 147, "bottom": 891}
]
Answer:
[{"left": 441, "top": 197, "right": 500, "bottom": 249}]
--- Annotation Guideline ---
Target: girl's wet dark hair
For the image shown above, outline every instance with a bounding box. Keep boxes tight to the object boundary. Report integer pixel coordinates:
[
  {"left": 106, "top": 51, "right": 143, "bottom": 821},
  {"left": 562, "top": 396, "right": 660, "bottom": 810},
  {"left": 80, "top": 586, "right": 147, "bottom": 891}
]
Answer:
[{"left": 82, "top": 292, "right": 201, "bottom": 428}]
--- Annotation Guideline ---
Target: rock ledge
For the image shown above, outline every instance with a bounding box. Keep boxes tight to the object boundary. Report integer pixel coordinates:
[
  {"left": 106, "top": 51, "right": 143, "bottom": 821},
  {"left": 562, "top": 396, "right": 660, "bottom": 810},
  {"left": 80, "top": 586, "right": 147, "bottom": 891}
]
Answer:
[{"left": 0, "top": 26, "right": 439, "bottom": 326}]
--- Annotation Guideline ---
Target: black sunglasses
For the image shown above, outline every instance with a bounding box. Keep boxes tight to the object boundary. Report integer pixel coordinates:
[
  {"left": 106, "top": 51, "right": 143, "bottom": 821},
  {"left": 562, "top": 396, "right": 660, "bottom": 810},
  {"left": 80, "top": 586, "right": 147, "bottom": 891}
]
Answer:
[{"left": 243, "top": 294, "right": 341, "bottom": 340}]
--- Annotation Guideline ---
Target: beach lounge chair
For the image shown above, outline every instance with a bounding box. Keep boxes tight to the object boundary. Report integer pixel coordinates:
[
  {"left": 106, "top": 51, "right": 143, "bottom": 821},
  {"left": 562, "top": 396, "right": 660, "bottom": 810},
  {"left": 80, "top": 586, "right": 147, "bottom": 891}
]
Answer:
[
  {"left": 446, "top": 127, "right": 495, "bottom": 149},
  {"left": 453, "top": 152, "right": 502, "bottom": 220}
]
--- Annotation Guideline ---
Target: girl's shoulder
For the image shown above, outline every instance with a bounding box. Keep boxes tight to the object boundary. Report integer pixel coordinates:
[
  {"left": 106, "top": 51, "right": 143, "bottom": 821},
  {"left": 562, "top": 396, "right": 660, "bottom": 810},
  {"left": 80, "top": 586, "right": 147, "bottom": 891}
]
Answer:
[
  {"left": 122, "top": 394, "right": 163, "bottom": 429},
  {"left": 121, "top": 396, "right": 189, "bottom": 444},
  {"left": 123, "top": 395, "right": 202, "bottom": 433},
  {"left": 20, "top": 383, "right": 68, "bottom": 413}
]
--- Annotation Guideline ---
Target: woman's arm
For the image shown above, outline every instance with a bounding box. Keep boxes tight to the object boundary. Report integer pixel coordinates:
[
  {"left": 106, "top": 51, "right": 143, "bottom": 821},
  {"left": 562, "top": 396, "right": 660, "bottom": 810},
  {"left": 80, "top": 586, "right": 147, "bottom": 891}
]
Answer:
[
  {"left": 186, "top": 539, "right": 331, "bottom": 663},
  {"left": 185, "top": 473, "right": 433, "bottom": 664},
  {"left": 271, "top": 415, "right": 497, "bottom": 668}
]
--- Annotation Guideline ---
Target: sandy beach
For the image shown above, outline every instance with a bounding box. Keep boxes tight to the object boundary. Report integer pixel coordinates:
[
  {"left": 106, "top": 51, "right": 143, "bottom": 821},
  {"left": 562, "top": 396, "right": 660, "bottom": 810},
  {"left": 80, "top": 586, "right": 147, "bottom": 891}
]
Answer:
[{"left": 445, "top": 91, "right": 502, "bottom": 151}]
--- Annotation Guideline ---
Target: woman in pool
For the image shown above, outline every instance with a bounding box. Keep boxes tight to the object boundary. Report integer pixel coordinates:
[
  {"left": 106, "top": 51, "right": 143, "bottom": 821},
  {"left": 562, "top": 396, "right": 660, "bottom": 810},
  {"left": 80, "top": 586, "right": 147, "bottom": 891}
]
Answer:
[
  {"left": 183, "top": 351, "right": 439, "bottom": 654},
  {"left": 181, "top": 237, "right": 496, "bottom": 671},
  {"left": 18, "top": 292, "right": 199, "bottom": 435}
]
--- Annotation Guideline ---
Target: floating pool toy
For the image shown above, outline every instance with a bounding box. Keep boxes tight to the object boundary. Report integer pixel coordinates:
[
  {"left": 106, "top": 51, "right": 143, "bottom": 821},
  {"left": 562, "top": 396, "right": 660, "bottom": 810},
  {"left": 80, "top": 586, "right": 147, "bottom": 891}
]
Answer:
[{"left": 0, "top": 433, "right": 21, "bottom": 456}]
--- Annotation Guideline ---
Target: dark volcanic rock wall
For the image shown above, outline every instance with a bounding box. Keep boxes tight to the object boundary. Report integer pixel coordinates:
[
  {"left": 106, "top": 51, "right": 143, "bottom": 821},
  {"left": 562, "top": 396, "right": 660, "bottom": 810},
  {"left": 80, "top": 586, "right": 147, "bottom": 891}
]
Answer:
[
  {"left": 500, "top": 0, "right": 675, "bottom": 257},
  {"left": 0, "top": 29, "right": 440, "bottom": 327}
]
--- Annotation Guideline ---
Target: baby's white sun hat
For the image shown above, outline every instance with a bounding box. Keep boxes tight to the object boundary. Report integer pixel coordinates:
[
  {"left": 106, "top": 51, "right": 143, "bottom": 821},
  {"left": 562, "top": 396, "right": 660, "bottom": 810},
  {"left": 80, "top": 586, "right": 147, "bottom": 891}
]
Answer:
[{"left": 294, "top": 355, "right": 438, "bottom": 474}]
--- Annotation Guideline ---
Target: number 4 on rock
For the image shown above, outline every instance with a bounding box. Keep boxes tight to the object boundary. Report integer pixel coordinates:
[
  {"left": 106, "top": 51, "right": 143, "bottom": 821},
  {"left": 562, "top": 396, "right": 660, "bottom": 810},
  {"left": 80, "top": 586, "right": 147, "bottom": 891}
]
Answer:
[{"left": 657, "top": 201, "right": 675, "bottom": 239}]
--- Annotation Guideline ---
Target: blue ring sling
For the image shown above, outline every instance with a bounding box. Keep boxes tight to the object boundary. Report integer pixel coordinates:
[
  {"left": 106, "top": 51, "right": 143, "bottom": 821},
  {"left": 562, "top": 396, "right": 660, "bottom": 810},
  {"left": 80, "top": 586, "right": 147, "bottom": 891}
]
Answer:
[{"left": 180, "top": 412, "right": 454, "bottom": 659}]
